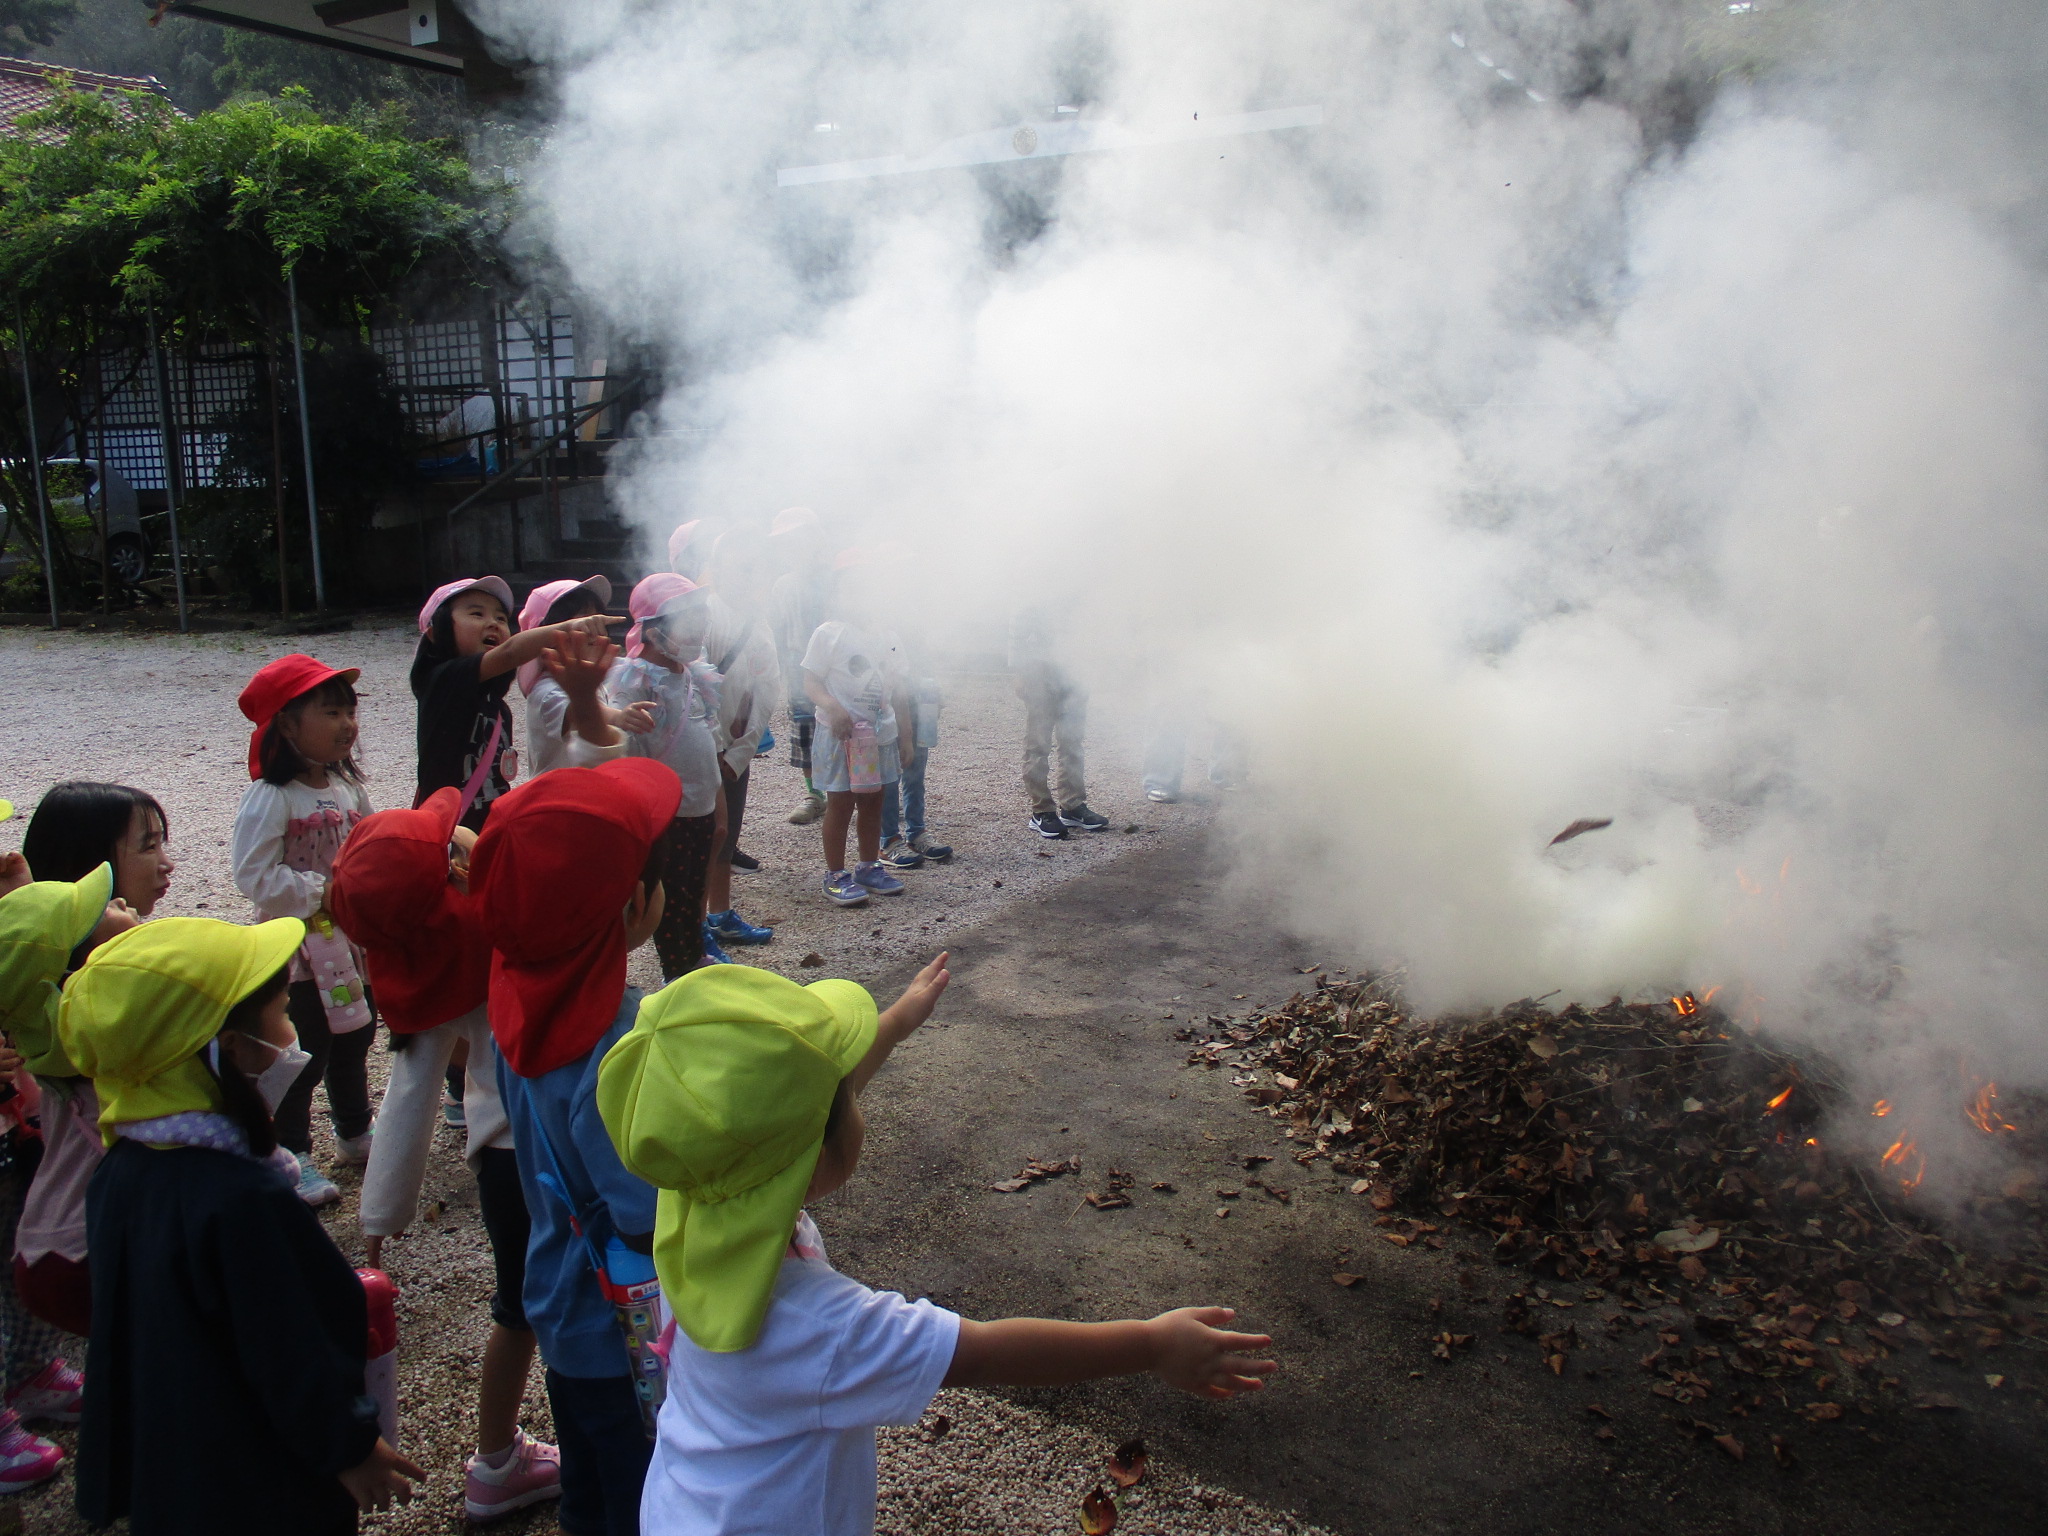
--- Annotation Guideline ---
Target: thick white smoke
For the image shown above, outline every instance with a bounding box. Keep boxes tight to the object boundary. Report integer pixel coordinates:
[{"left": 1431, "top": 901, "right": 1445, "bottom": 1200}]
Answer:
[{"left": 472, "top": 1, "right": 2048, "bottom": 1167}]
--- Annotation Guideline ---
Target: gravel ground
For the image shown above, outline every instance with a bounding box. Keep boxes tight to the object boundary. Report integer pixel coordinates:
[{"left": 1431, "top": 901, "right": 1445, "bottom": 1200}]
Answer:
[{"left": 0, "top": 622, "right": 1308, "bottom": 1536}]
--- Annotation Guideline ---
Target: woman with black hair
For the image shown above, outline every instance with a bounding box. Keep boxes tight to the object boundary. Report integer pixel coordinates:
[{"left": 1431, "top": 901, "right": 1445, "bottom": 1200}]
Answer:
[
  {"left": 59, "top": 917, "right": 423, "bottom": 1535},
  {"left": 229, "top": 654, "right": 376, "bottom": 1208},
  {"left": 21, "top": 781, "right": 175, "bottom": 915}
]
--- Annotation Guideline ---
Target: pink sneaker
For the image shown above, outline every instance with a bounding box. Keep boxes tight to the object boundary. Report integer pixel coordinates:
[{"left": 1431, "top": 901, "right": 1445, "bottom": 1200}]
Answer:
[
  {"left": 463, "top": 1427, "right": 562, "bottom": 1522},
  {"left": 7, "top": 1360, "right": 83, "bottom": 1425},
  {"left": 0, "top": 1409, "right": 62, "bottom": 1493}
]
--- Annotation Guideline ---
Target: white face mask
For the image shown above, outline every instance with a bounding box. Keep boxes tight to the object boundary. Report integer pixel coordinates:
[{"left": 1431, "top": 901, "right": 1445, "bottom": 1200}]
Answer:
[{"left": 216, "top": 1036, "right": 311, "bottom": 1115}]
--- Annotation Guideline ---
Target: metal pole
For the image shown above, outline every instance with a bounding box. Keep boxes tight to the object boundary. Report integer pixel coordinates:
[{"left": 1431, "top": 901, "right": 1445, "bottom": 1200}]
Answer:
[
  {"left": 13, "top": 305, "right": 59, "bottom": 629},
  {"left": 146, "top": 309, "right": 189, "bottom": 633},
  {"left": 286, "top": 269, "right": 326, "bottom": 609}
]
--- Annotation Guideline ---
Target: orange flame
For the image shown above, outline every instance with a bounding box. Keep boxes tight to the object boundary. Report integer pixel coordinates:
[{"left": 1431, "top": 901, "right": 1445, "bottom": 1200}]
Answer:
[
  {"left": 1872, "top": 1099, "right": 1893, "bottom": 1117},
  {"left": 1764, "top": 1085, "right": 1795, "bottom": 1114},
  {"left": 1965, "top": 1083, "right": 2017, "bottom": 1136},
  {"left": 1881, "top": 1137, "right": 1926, "bottom": 1192},
  {"left": 1672, "top": 993, "right": 1699, "bottom": 1017},
  {"left": 1804, "top": 1137, "right": 1820, "bottom": 1147},
  {"left": 1701, "top": 985, "right": 1723, "bottom": 1006}
]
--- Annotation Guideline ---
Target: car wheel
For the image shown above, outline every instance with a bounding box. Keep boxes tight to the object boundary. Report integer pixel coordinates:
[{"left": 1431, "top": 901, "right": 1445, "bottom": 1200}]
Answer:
[{"left": 106, "top": 533, "right": 148, "bottom": 585}]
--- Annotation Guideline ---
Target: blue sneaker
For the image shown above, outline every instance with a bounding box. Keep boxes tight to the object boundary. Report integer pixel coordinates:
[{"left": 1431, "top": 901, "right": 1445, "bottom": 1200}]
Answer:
[
  {"left": 910, "top": 833, "right": 952, "bottom": 863},
  {"left": 879, "top": 839, "right": 924, "bottom": 871},
  {"left": 710, "top": 909, "right": 774, "bottom": 945},
  {"left": 823, "top": 870, "right": 869, "bottom": 907},
  {"left": 854, "top": 861, "right": 905, "bottom": 896},
  {"left": 700, "top": 923, "right": 734, "bottom": 964}
]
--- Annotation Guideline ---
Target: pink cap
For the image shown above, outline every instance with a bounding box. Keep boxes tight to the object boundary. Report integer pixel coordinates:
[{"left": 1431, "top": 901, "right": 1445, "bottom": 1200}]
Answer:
[
  {"left": 625, "top": 572, "right": 700, "bottom": 658},
  {"left": 666, "top": 520, "right": 702, "bottom": 573},
  {"left": 514, "top": 575, "right": 613, "bottom": 695},
  {"left": 770, "top": 506, "right": 819, "bottom": 538},
  {"left": 418, "top": 576, "right": 516, "bottom": 635}
]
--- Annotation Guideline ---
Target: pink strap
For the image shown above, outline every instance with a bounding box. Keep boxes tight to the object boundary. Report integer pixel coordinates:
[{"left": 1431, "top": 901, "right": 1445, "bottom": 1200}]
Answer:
[{"left": 457, "top": 712, "right": 505, "bottom": 823}]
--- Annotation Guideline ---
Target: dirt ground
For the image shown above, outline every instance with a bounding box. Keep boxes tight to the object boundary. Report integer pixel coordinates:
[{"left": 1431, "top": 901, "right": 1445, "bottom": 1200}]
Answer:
[{"left": 3, "top": 624, "right": 2044, "bottom": 1533}]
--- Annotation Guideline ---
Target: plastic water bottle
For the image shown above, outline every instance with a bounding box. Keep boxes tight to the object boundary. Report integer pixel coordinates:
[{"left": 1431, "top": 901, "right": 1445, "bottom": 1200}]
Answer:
[
  {"left": 846, "top": 718, "right": 882, "bottom": 792},
  {"left": 304, "top": 912, "right": 372, "bottom": 1033},
  {"left": 597, "top": 1236, "right": 667, "bottom": 1437},
  {"left": 357, "top": 1267, "right": 400, "bottom": 1447}
]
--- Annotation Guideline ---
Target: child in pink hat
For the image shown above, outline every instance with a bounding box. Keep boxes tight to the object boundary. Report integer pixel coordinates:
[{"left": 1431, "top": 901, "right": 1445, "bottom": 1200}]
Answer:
[{"left": 514, "top": 576, "right": 655, "bottom": 777}]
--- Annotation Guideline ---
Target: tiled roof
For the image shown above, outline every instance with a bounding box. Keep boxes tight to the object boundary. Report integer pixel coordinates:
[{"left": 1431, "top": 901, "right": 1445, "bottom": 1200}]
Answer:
[{"left": 0, "top": 54, "right": 176, "bottom": 144}]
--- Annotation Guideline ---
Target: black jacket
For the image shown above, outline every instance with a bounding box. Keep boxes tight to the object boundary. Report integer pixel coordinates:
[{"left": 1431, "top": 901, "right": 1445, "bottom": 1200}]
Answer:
[{"left": 79, "top": 1139, "right": 379, "bottom": 1535}]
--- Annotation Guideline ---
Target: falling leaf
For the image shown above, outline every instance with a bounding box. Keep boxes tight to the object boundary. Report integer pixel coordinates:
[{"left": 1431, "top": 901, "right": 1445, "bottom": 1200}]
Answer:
[
  {"left": 1714, "top": 1434, "right": 1745, "bottom": 1461},
  {"left": 1106, "top": 1438, "right": 1147, "bottom": 1488},
  {"left": 1333, "top": 1272, "right": 1362, "bottom": 1287},
  {"left": 799, "top": 952, "right": 825, "bottom": 968},
  {"left": 1548, "top": 817, "right": 1613, "bottom": 846},
  {"left": 1079, "top": 1485, "right": 1118, "bottom": 1533}
]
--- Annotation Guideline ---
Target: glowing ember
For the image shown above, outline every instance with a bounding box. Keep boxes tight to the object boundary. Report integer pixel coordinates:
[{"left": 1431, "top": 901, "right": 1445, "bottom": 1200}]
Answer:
[
  {"left": 1763, "top": 1084, "right": 1795, "bottom": 1114},
  {"left": 1872, "top": 1099, "right": 1893, "bottom": 1117},
  {"left": 1701, "top": 985, "right": 1723, "bottom": 1006},
  {"left": 1881, "top": 1137, "right": 1927, "bottom": 1192},
  {"left": 1671, "top": 993, "right": 1699, "bottom": 1017},
  {"left": 1966, "top": 1083, "right": 2017, "bottom": 1136}
]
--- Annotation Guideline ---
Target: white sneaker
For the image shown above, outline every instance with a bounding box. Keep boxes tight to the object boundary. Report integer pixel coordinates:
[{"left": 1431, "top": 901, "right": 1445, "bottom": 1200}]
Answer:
[{"left": 334, "top": 1131, "right": 373, "bottom": 1166}]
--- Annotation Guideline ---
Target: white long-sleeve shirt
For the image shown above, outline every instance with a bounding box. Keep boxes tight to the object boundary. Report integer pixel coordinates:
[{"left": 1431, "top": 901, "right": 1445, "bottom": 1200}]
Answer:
[
  {"left": 230, "top": 775, "right": 373, "bottom": 921},
  {"left": 524, "top": 675, "right": 630, "bottom": 778}
]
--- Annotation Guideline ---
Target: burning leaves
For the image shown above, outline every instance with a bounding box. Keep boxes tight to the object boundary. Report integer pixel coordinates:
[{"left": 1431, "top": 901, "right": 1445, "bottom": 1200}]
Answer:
[{"left": 1184, "top": 972, "right": 2048, "bottom": 1429}]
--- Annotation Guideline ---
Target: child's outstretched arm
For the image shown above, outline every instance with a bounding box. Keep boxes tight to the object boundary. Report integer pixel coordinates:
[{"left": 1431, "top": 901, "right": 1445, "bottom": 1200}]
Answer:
[
  {"left": 944, "top": 1306, "right": 1276, "bottom": 1400},
  {"left": 542, "top": 628, "right": 623, "bottom": 748},
  {"left": 847, "top": 952, "right": 949, "bottom": 1095},
  {"left": 477, "top": 614, "right": 611, "bottom": 682}
]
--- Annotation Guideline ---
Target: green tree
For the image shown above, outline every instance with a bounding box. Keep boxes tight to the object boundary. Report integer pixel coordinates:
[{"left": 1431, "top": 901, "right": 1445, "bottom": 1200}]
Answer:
[
  {"left": 0, "top": 84, "right": 504, "bottom": 611},
  {"left": 0, "top": 0, "right": 78, "bottom": 51}
]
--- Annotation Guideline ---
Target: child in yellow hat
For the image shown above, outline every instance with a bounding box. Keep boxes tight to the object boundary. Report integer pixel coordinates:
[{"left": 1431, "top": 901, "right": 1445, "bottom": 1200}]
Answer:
[
  {"left": 58, "top": 918, "right": 424, "bottom": 1535},
  {"left": 598, "top": 953, "right": 1277, "bottom": 1535}
]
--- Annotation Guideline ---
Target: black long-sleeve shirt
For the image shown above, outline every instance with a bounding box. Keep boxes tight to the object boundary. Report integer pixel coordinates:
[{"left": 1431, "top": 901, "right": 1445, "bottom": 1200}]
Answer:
[{"left": 79, "top": 1139, "right": 379, "bottom": 1536}]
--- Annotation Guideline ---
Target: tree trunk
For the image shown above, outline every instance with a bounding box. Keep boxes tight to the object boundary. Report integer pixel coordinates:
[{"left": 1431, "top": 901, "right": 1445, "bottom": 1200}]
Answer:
[{"left": 268, "top": 314, "right": 290, "bottom": 618}]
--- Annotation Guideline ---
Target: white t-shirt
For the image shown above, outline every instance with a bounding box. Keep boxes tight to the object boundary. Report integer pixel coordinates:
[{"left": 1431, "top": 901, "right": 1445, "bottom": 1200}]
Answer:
[
  {"left": 641, "top": 1227, "right": 960, "bottom": 1536},
  {"left": 799, "top": 622, "right": 904, "bottom": 747},
  {"left": 525, "top": 675, "right": 628, "bottom": 778},
  {"left": 604, "top": 657, "right": 723, "bottom": 817}
]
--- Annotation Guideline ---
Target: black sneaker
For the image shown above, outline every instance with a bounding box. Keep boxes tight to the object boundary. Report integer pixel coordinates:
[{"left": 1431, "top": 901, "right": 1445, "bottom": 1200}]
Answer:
[
  {"left": 1058, "top": 804, "right": 1111, "bottom": 832},
  {"left": 729, "top": 848, "right": 761, "bottom": 872},
  {"left": 1029, "top": 810, "right": 1069, "bottom": 840}
]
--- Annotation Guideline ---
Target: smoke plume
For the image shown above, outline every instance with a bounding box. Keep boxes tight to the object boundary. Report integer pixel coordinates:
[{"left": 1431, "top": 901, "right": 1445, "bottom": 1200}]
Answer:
[{"left": 471, "top": 0, "right": 2048, "bottom": 1174}]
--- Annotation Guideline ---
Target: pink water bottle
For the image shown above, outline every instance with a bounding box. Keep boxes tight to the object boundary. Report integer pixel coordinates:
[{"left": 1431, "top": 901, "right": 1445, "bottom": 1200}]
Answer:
[
  {"left": 304, "top": 912, "right": 371, "bottom": 1033},
  {"left": 847, "top": 719, "right": 882, "bottom": 792}
]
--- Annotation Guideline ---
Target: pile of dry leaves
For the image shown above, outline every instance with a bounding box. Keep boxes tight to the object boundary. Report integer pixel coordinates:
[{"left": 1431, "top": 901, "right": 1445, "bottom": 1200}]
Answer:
[{"left": 1183, "top": 973, "right": 2048, "bottom": 1419}]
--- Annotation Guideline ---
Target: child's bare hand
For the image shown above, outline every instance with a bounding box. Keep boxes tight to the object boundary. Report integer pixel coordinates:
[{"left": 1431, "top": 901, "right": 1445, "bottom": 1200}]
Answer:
[
  {"left": 86, "top": 899, "right": 140, "bottom": 952},
  {"left": 823, "top": 703, "right": 855, "bottom": 740},
  {"left": 543, "top": 628, "right": 618, "bottom": 701},
  {"left": 338, "top": 1438, "right": 423, "bottom": 1511},
  {"left": 0, "top": 1036, "right": 22, "bottom": 1076},
  {"left": 565, "top": 613, "right": 612, "bottom": 640},
  {"left": 613, "top": 700, "right": 657, "bottom": 735},
  {"left": 0, "top": 852, "right": 30, "bottom": 898},
  {"left": 879, "top": 952, "right": 950, "bottom": 1044},
  {"left": 1147, "top": 1307, "right": 1277, "bottom": 1399}
]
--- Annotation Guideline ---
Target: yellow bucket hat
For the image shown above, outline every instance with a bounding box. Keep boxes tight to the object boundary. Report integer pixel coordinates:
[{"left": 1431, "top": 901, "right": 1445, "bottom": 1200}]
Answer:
[
  {"left": 0, "top": 864, "right": 114, "bottom": 1078},
  {"left": 59, "top": 917, "right": 304, "bottom": 1142},
  {"left": 597, "top": 964, "right": 877, "bottom": 1352}
]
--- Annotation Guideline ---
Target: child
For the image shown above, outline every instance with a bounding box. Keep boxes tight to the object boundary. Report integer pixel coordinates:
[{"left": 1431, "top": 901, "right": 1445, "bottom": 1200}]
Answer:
[
  {"left": 231, "top": 653, "right": 376, "bottom": 1208},
  {"left": 0, "top": 866, "right": 134, "bottom": 1490},
  {"left": 598, "top": 956, "right": 1277, "bottom": 1534},
  {"left": 14, "top": 784, "right": 169, "bottom": 1338},
  {"left": 801, "top": 552, "right": 914, "bottom": 907},
  {"left": 21, "top": 780, "right": 176, "bottom": 915},
  {"left": 518, "top": 576, "right": 653, "bottom": 777},
  {"left": 471, "top": 757, "right": 677, "bottom": 1535},
  {"left": 59, "top": 917, "right": 423, "bottom": 1534},
  {"left": 698, "top": 528, "right": 780, "bottom": 955},
  {"left": 411, "top": 575, "right": 611, "bottom": 830},
  {"left": 605, "top": 575, "right": 724, "bottom": 980},
  {"left": 329, "top": 783, "right": 571, "bottom": 1525},
  {"left": 767, "top": 507, "right": 832, "bottom": 826}
]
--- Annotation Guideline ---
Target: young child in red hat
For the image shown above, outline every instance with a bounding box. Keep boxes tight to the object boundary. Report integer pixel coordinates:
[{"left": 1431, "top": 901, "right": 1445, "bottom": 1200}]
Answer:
[
  {"left": 470, "top": 756, "right": 678, "bottom": 1536},
  {"left": 230, "top": 653, "right": 375, "bottom": 1208}
]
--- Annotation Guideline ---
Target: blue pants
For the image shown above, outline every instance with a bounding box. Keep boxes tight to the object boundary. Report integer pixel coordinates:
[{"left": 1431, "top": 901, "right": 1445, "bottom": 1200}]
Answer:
[
  {"left": 546, "top": 1368, "right": 650, "bottom": 1536},
  {"left": 881, "top": 742, "right": 928, "bottom": 844}
]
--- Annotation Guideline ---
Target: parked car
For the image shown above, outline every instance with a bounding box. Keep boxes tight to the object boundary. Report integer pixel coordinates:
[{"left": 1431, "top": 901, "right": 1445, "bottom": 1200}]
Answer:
[{"left": 0, "top": 458, "right": 151, "bottom": 585}]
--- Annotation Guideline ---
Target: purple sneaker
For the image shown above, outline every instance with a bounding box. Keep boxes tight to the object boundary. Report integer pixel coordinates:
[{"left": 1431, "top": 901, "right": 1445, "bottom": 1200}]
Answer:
[
  {"left": 6, "top": 1359, "right": 82, "bottom": 1425},
  {"left": 0, "top": 1408, "right": 61, "bottom": 1493},
  {"left": 464, "top": 1428, "right": 563, "bottom": 1522},
  {"left": 854, "top": 861, "right": 905, "bottom": 896},
  {"left": 823, "top": 870, "right": 869, "bottom": 907}
]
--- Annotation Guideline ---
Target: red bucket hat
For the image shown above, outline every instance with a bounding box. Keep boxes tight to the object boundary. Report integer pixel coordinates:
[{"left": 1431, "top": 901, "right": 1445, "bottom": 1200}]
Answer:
[
  {"left": 326, "top": 788, "right": 487, "bottom": 1035},
  {"left": 471, "top": 758, "right": 682, "bottom": 1077},
  {"left": 237, "top": 654, "right": 361, "bottom": 781}
]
